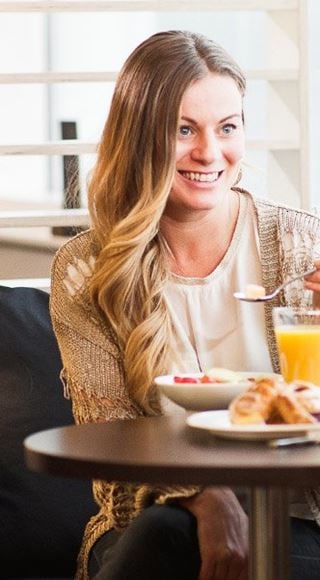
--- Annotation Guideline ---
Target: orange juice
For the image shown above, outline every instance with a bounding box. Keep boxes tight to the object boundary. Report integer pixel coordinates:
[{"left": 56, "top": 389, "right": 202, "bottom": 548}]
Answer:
[{"left": 275, "top": 325, "right": 320, "bottom": 385}]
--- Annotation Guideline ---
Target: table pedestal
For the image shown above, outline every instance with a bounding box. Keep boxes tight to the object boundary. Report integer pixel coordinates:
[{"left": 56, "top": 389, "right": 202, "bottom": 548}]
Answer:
[{"left": 250, "top": 487, "right": 289, "bottom": 580}]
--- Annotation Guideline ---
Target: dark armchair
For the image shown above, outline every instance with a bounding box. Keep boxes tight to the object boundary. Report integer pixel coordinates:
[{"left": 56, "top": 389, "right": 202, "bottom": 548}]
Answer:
[{"left": 0, "top": 286, "right": 96, "bottom": 579}]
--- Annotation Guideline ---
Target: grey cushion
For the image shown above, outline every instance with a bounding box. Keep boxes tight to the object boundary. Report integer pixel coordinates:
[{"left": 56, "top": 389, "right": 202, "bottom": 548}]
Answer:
[{"left": 0, "top": 286, "right": 96, "bottom": 578}]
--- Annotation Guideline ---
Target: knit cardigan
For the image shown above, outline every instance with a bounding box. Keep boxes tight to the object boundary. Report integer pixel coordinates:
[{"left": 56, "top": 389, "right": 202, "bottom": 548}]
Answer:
[{"left": 50, "top": 190, "right": 320, "bottom": 579}]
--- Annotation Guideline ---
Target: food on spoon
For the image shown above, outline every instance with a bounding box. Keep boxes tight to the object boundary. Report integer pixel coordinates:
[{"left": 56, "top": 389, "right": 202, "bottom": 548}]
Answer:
[
  {"left": 174, "top": 367, "right": 240, "bottom": 385},
  {"left": 229, "top": 377, "right": 280, "bottom": 424},
  {"left": 245, "top": 284, "right": 266, "bottom": 299}
]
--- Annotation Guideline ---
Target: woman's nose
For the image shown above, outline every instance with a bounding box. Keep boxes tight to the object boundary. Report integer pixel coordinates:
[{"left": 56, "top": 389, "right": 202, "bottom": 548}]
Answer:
[{"left": 191, "top": 133, "right": 222, "bottom": 164}]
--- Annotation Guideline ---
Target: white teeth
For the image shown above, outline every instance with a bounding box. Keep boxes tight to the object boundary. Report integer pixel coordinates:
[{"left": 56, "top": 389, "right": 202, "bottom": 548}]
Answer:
[{"left": 180, "top": 171, "right": 220, "bottom": 182}]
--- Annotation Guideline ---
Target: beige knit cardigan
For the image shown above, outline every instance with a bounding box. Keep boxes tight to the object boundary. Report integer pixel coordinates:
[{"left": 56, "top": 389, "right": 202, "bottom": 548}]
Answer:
[{"left": 50, "top": 190, "right": 320, "bottom": 579}]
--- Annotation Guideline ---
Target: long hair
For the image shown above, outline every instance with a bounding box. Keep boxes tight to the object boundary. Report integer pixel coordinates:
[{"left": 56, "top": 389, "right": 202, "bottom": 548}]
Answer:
[{"left": 88, "top": 30, "right": 246, "bottom": 411}]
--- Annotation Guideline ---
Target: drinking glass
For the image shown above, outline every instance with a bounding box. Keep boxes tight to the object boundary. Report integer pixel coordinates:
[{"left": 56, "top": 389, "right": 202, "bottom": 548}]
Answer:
[{"left": 273, "top": 307, "right": 320, "bottom": 385}]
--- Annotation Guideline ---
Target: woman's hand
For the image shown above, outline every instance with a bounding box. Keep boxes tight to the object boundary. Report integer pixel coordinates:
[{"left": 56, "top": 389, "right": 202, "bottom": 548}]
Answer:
[
  {"left": 179, "top": 486, "right": 248, "bottom": 580},
  {"left": 304, "top": 260, "right": 320, "bottom": 307}
]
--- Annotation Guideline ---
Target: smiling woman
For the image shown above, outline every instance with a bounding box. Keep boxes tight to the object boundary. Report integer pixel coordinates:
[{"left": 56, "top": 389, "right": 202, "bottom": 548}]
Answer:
[
  {"left": 169, "top": 74, "right": 245, "bottom": 212},
  {"left": 49, "top": 30, "right": 320, "bottom": 580},
  {"left": 163, "top": 73, "right": 245, "bottom": 278}
]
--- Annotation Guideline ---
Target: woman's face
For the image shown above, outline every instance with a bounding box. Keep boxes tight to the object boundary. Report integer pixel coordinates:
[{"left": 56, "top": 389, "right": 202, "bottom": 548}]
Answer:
[{"left": 166, "top": 72, "right": 245, "bottom": 215}]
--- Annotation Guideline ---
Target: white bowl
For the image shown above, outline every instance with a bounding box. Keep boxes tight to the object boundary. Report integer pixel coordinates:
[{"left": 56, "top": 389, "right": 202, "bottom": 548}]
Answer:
[{"left": 154, "top": 372, "right": 282, "bottom": 411}]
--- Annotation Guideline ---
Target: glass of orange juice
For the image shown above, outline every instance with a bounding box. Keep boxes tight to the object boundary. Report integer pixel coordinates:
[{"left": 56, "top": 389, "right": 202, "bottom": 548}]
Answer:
[{"left": 273, "top": 307, "right": 320, "bottom": 386}]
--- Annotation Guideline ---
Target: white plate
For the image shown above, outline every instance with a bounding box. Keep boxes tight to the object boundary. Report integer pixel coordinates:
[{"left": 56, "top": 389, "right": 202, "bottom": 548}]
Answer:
[
  {"left": 154, "top": 372, "right": 282, "bottom": 411},
  {"left": 186, "top": 410, "right": 320, "bottom": 441}
]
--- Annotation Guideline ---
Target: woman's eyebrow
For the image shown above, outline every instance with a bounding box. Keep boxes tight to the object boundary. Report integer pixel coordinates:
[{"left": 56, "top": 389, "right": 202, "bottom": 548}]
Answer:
[
  {"left": 180, "top": 116, "right": 198, "bottom": 126},
  {"left": 219, "top": 113, "right": 242, "bottom": 123},
  {"left": 180, "top": 113, "right": 242, "bottom": 125}
]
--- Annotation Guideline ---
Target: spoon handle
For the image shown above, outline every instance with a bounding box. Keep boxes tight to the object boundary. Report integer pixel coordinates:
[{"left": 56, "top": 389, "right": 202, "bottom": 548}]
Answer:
[
  {"left": 274, "top": 267, "right": 317, "bottom": 297},
  {"left": 268, "top": 434, "right": 320, "bottom": 448}
]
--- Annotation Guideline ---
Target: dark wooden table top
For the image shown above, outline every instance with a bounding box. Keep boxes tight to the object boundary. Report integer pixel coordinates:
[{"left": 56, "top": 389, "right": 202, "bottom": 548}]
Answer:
[{"left": 24, "top": 413, "right": 320, "bottom": 487}]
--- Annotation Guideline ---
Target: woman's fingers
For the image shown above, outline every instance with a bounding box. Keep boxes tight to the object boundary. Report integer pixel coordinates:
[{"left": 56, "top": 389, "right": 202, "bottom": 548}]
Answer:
[
  {"left": 305, "top": 280, "right": 320, "bottom": 291},
  {"left": 215, "top": 554, "right": 248, "bottom": 580},
  {"left": 180, "top": 487, "right": 248, "bottom": 580},
  {"left": 237, "top": 564, "right": 249, "bottom": 580},
  {"left": 199, "top": 557, "right": 248, "bottom": 580},
  {"left": 304, "top": 261, "right": 320, "bottom": 294},
  {"left": 198, "top": 560, "right": 217, "bottom": 580}
]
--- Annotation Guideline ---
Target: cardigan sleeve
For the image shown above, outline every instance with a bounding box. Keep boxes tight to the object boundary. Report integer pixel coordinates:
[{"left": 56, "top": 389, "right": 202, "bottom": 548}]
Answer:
[
  {"left": 50, "top": 233, "right": 142, "bottom": 423},
  {"left": 50, "top": 232, "right": 201, "bottom": 512},
  {"left": 276, "top": 206, "right": 320, "bottom": 308}
]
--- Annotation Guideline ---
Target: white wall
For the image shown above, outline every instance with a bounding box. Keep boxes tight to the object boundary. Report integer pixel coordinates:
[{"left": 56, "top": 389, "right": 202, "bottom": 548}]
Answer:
[
  {"left": 48, "top": 12, "right": 157, "bottom": 202},
  {"left": 48, "top": 10, "right": 268, "bottom": 201},
  {"left": 0, "top": 13, "right": 48, "bottom": 202},
  {"left": 0, "top": 5, "right": 318, "bottom": 209}
]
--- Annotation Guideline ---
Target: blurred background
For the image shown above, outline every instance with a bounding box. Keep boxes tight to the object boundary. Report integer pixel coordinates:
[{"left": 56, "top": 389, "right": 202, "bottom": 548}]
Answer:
[{"left": 0, "top": 0, "right": 319, "bottom": 280}]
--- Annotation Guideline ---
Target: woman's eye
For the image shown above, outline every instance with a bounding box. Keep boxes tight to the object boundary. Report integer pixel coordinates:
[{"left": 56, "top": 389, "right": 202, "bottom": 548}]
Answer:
[
  {"left": 179, "top": 125, "right": 192, "bottom": 137},
  {"left": 221, "top": 123, "right": 237, "bottom": 135}
]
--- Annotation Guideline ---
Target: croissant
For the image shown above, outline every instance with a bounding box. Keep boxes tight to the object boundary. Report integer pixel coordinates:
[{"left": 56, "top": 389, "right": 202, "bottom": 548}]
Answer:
[
  {"left": 291, "top": 382, "right": 320, "bottom": 416},
  {"left": 229, "top": 377, "right": 280, "bottom": 424},
  {"left": 274, "top": 389, "right": 317, "bottom": 424},
  {"left": 229, "top": 377, "right": 320, "bottom": 425}
]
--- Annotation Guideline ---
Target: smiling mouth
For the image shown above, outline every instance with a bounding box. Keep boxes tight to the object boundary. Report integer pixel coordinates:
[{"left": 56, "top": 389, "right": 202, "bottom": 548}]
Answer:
[{"left": 179, "top": 170, "right": 223, "bottom": 183}]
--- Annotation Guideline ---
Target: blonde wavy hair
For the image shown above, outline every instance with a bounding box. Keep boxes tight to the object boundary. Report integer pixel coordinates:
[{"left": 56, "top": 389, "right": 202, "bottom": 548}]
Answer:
[{"left": 88, "top": 30, "right": 246, "bottom": 411}]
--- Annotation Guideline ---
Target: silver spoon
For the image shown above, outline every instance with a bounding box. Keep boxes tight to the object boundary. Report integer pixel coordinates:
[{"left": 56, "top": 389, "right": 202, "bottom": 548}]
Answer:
[
  {"left": 234, "top": 267, "right": 317, "bottom": 303},
  {"left": 268, "top": 432, "right": 320, "bottom": 448}
]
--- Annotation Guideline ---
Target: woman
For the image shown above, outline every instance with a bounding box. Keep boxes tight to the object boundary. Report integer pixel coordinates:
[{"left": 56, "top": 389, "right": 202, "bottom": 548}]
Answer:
[{"left": 50, "top": 31, "right": 320, "bottom": 580}]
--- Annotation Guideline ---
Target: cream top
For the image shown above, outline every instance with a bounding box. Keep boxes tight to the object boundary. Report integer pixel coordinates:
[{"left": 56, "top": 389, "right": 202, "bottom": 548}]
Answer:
[
  {"left": 163, "top": 193, "right": 313, "bottom": 520},
  {"left": 164, "top": 194, "right": 273, "bottom": 375}
]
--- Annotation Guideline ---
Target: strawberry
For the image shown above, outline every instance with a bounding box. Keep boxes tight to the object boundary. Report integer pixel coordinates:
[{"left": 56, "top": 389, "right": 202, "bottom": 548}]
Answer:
[{"left": 173, "top": 376, "right": 200, "bottom": 383}]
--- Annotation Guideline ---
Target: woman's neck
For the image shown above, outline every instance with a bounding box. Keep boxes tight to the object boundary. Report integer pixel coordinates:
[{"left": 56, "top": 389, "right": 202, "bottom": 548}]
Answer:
[{"left": 160, "top": 192, "right": 240, "bottom": 277}]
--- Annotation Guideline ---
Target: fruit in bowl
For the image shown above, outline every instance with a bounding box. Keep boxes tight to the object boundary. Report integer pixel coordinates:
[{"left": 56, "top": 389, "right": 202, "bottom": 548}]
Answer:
[
  {"left": 154, "top": 370, "right": 281, "bottom": 411},
  {"left": 174, "top": 367, "right": 241, "bottom": 384}
]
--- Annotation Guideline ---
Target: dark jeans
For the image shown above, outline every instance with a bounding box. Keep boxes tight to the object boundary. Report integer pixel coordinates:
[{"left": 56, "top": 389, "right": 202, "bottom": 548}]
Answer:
[{"left": 89, "top": 504, "right": 320, "bottom": 580}]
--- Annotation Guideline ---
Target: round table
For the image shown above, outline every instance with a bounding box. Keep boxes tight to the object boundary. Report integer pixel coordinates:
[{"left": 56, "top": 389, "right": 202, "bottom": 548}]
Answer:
[{"left": 24, "top": 413, "right": 320, "bottom": 580}]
